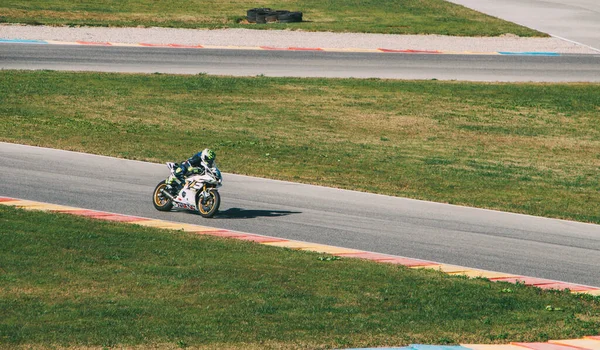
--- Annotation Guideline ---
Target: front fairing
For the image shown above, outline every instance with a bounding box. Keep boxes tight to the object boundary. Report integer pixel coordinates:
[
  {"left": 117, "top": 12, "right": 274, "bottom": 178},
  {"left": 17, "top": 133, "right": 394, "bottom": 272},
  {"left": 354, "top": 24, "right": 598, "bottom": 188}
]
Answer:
[
  {"left": 212, "top": 167, "right": 223, "bottom": 182},
  {"left": 187, "top": 166, "right": 222, "bottom": 187}
]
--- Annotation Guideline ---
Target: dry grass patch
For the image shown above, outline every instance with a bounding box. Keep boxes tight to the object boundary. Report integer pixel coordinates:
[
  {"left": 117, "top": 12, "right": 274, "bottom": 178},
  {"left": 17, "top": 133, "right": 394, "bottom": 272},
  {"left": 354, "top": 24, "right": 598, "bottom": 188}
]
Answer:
[
  {"left": 0, "top": 8, "right": 230, "bottom": 24},
  {"left": 0, "top": 0, "right": 546, "bottom": 35}
]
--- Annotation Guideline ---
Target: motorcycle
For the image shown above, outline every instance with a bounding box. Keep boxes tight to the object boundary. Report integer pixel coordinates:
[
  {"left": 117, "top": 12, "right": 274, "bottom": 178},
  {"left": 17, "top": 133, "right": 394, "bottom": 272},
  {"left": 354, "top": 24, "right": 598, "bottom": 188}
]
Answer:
[{"left": 152, "top": 162, "right": 222, "bottom": 218}]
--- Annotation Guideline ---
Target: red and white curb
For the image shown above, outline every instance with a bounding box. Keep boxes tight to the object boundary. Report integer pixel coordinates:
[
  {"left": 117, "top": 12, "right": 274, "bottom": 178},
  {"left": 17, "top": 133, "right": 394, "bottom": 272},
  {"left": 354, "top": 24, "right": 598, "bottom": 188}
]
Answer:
[
  {"left": 0, "top": 38, "right": 562, "bottom": 56},
  {"left": 1, "top": 196, "right": 598, "bottom": 296}
]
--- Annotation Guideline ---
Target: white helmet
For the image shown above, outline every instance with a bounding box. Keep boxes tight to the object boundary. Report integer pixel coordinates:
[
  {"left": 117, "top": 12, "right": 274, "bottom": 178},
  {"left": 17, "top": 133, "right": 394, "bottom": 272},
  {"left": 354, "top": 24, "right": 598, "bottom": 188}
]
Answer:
[{"left": 201, "top": 148, "right": 216, "bottom": 167}]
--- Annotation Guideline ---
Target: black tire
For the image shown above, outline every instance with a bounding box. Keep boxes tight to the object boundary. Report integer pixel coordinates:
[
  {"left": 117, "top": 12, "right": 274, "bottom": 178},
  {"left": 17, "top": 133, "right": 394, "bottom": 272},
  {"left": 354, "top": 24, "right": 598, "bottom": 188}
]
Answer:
[
  {"left": 255, "top": 12, "right": 267, "bottom": 24},
  {"left": 248, "top": 8, "right": 272, "bottom": 23},
  {"left": 278, "top": 11, "right": 303, "bottom": 23},
  {"left": 152, "top": 180, "right": 173, "bottom": 211},
  {"left": 246, "top": 8, "right": 258, "bottom": 23},
  {"left": 196, "top": 189, "right": 220, "bottom": 218},
  {"left": 248, "top": 7, "right": 271, "bottom": 14}
]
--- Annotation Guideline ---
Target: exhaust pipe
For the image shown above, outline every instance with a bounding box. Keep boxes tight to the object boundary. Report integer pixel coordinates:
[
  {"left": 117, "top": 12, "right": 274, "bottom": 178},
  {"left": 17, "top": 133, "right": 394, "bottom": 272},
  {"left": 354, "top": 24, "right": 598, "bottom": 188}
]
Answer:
[{"left": 160, "top": 188, "right": 175, "bottom": 200}]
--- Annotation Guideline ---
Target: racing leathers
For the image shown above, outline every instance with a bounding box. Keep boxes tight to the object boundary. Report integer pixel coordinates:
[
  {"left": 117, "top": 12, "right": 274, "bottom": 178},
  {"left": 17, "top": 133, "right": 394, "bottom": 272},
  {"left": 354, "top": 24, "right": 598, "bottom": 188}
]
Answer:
[{"left": 168, "top": 152, "right": 208, "bottom": 194}]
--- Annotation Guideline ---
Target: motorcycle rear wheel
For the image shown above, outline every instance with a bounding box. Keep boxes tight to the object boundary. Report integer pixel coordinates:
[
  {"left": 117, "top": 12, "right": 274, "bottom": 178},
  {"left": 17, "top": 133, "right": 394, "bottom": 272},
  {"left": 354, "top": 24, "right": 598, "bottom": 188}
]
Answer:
[
  {"left": 153, "top": 180, "right": 174, "bottom": 211},
  {"left": 196, "top": 189, "right": 220, "bottom": 218}
]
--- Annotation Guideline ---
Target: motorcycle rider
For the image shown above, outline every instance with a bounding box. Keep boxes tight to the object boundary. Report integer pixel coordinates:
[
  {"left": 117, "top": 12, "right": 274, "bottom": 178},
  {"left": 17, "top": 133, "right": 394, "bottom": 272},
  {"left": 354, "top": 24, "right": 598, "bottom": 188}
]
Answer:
[{"left": 167, "top": 148, "right": 216, "bottom": 194}]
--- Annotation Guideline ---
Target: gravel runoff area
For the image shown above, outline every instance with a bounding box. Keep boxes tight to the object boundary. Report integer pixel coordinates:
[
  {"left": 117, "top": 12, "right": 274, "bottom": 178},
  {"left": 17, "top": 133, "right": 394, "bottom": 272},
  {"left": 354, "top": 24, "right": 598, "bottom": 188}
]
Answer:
[{"left": 1, "top": 24, "right": 599, "bottom": 54}]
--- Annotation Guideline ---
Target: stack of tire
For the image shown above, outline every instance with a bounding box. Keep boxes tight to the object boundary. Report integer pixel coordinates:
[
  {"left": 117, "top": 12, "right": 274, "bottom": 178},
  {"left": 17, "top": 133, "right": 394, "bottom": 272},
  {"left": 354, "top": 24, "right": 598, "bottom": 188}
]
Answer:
[{"left": 246, "top": 8, "right": 303, "bottom": 24}]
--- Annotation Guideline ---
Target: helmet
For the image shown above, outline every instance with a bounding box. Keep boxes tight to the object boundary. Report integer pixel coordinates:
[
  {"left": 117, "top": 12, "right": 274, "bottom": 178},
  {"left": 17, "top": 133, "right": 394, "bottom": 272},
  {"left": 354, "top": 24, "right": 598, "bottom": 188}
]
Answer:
[{"left": 200, "top": 148, "right": 216, "bottom": 167}]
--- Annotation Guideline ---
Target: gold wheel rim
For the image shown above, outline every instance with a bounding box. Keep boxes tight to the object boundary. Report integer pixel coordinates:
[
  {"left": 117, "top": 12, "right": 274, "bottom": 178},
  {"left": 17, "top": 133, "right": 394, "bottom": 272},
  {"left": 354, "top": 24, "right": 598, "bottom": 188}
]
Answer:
[
  {"left": 154, "top": 184, "right": 168, "bottom": 206},
  {"left": 199, "top": 193, "right": 215, "bottom": 214}
]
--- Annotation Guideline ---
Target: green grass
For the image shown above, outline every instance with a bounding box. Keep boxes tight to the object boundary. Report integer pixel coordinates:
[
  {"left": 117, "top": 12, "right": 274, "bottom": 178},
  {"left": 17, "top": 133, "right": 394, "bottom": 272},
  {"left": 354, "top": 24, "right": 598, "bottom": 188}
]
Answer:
[
  {"left": 1, "top": 205, "right": 599, "bottom": 349},
  {"left": 0, "top": 0, "right": 545, "bottom": 36},
  {"left": 1, "top": 70, "right": 599, "bottom": 224}
]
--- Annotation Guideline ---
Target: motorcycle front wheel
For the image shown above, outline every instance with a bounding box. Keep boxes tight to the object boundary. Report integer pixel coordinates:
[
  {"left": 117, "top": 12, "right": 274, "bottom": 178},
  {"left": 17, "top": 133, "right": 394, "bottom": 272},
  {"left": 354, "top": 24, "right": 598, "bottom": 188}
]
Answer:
[
  {"left": 152, "top": 180, "right": 174, "bottom": 211},
  {"left": 196, "top": 189, "right": 220, "bottom": 218}
]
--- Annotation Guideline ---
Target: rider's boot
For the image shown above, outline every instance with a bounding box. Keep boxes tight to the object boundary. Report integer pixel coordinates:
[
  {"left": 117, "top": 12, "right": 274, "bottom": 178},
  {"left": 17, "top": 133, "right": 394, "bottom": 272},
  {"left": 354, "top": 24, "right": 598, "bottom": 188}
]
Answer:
[
  {"left": 167, "top": 179, "right": 183, "bottom": 196},
  {"left": 172, "top": 177, "right": 185, "bottom": 195}
]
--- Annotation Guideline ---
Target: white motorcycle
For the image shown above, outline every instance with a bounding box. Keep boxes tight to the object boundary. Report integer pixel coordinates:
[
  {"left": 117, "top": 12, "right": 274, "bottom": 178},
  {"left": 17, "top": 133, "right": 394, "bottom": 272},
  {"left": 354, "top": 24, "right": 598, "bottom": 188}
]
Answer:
[{"left": 152, "top": 162, "right": 222, "bottom": 218}]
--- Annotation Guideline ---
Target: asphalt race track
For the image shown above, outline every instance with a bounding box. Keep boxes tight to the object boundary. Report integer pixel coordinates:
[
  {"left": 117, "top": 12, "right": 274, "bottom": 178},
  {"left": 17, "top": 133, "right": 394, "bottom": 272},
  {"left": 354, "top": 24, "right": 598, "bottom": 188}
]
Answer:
[
  {"left": 1, "top": 43, "right": 600, "bottom": 82},
  {"left": 1, "top": 143, "right": 599, "bottom": 287}
]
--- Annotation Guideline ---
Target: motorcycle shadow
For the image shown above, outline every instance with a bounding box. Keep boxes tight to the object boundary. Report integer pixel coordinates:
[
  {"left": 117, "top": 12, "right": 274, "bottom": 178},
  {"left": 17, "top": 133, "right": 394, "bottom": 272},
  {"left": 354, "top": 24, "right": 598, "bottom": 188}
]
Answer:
[{"left": 214, "top": 208, "right": 301, "bottom": 219}]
